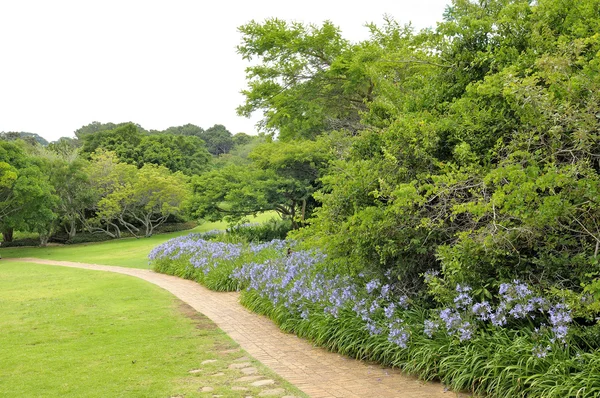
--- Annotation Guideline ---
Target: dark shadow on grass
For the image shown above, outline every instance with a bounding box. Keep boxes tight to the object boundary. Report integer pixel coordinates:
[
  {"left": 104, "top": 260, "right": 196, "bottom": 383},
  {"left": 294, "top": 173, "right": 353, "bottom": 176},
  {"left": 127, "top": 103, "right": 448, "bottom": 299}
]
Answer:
[{"left": 177, "top": 302, "right": 218, "bottom": 330}]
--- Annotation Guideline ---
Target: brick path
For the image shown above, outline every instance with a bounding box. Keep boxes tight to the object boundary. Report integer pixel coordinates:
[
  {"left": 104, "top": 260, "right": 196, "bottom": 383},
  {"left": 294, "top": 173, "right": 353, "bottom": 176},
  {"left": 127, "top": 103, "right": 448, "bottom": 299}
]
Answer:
[{"left": 11, "top": 258, "right": 465, "bottom": 398}]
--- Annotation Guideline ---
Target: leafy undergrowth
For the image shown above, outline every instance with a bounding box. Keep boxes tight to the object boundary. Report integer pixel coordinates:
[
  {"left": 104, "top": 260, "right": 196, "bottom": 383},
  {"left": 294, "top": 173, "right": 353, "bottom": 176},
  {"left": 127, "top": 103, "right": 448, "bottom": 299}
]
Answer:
[
  {"left": 151, "top": 234, "right": 600, "bottom": 398},
  {"left": 0, "top": 261, "right": 305, "bottom": 397}
]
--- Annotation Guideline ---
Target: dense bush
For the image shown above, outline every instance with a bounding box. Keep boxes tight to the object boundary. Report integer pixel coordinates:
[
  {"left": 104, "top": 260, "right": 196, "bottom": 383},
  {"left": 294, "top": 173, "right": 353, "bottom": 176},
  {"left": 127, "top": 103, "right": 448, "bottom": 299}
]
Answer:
[
  {"left": 0, "top": 238, "right": 42, "bottom": 248},
  {"left": 226, "top": 218, "right": 292, "bottom": 242}
]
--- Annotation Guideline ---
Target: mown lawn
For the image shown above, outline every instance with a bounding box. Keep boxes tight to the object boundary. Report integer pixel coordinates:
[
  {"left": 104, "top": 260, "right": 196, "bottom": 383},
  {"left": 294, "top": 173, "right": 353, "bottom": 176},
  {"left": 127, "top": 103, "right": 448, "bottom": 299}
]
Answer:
[
  {"left": 0, "top": 261, "right": 303, "bottom": 397},
  {"left": 0, "top": 213, "right": 276, "bottom": 268}
]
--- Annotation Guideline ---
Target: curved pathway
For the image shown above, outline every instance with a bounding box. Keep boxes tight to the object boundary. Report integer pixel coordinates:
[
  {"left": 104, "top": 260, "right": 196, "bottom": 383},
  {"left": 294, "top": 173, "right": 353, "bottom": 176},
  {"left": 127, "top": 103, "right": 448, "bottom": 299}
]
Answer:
[{"left": 11, "top": 258, "right": 465, "bottom": 398}]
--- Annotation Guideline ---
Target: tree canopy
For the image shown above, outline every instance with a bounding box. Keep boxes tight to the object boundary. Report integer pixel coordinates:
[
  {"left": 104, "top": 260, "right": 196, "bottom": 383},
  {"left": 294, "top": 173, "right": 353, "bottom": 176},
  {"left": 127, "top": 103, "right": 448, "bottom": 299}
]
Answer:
[
  {"left": 80, "top": 123, "right": 212, "bottom": 175},
  {"left": 231, "top": 0, "right": 600, "bottom": 310}
]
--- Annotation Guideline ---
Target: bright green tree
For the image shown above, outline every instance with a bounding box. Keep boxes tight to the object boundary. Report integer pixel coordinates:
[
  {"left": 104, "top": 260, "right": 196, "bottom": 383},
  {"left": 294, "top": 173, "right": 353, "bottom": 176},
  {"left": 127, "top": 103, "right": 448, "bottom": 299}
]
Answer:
[
  {"left": 0, "top": 141, "right": 58, "bottom": 245},
  {"left": 190, "top": 139, "right": 330, "bottom": 228},
  {"left": 237, "top": 19, "right": 374, "bottom": 139},
  {"left": 87, "top": 151, "right": 190, "bottom": 238}
]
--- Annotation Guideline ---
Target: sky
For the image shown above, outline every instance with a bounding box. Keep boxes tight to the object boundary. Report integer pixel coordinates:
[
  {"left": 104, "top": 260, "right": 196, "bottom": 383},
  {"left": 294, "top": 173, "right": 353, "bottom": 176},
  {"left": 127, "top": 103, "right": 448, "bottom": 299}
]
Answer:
[{"left": 0, "top": 0, "right": 450, "bottom": 142}]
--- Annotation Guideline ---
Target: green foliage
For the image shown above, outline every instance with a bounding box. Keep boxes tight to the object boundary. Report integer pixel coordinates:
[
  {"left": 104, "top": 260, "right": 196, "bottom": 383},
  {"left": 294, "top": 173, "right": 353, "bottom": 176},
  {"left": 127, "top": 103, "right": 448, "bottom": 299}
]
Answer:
[
  {"left": 227, "top": 218, "right": 292, "bottom": 242},
  {"left": 0, "top": 140, "right": 58, "bottom": 244},
  {"left": 81, "top": 123, "right": 211, "bottom": 175},
  {"left": 190, "top": 138, "right": 331, "bottom": 228},
  {"left": 0, "top": 131, "right": 49, "bottom": 146},
  {"left": 237, "top": 19, "right": 371, "bottom": 139},
  {"left": 136, "top": 133, "right": 211, "bottom": 175},
  {"left": 266, "top": 0, "right": 600, "bottom": 303},
  {"left": 158, "top": 123, "right": 204, "bottom": 136},
  {"left": 74, "top": 120, "right": 148, "bottom": 138},
  {"left": 86, "top": 151, "right": 191, "bottom": 238},
  {"left": 202, "top": 124, "right": 234, "bottom": 155}
]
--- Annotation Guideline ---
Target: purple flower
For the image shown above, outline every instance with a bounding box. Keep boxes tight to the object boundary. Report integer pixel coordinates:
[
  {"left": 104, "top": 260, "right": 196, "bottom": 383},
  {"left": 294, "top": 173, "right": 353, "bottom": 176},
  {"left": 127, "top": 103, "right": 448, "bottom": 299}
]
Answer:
[
  {"left": 472, "top": 302, "right": 492, "bottom": 321},
  {"left": 439, "top": 308, "right": 462, "bottom": 330},
  {"left": 366, "top": 279, "right": 380, "bottom": 294},
  {"left": 532, "top": 345, "right": 551, "bottom": 358},
  {"left": 454, "top": 285, "right": 473, "bottom": 310},
  {"left": 458, "top": 321, "right": 473, "bottom": 341},
  {"left": 384, "top": 303, "right": 396, "bottom": 319},
  {"left": 366, "top": 322, "right": 382, "bottom": 336},
  {"left": 387, "top": 320, "right": 409, "bottom": 348},
  {"left": 379, "top": 284, "right": 391, "bottom": 299},
  {"left": 424, "top": 319, "right": 438, "bottom": 338}
]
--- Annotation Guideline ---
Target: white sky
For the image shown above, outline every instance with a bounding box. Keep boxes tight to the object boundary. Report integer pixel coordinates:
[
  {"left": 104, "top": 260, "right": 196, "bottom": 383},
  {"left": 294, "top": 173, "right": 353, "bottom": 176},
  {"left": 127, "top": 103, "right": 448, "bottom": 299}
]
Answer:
[{"left": 0, "top": 0, "right": 450, "bottom": 142}]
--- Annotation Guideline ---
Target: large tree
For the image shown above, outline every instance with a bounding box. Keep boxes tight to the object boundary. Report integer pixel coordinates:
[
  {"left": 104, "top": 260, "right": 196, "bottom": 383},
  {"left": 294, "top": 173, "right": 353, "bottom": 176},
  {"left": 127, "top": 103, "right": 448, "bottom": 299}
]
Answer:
[
  {"left": 190, "top": 139, "right": 330, "bottom": 228},
  {"left": 0, "top": 141, "right": 58, "bottom": 244},
  {"left": 86, "top": 150, "right": 190, "bottom": 238},
  {"left": 237, "top": 19, "right": 374, "bottom": 140},
  {"left": 81, "top": 123, "right": 211, "bottom": 175},
  {"left": 201, "top": 124, "right": 234, "bottom": 155}
]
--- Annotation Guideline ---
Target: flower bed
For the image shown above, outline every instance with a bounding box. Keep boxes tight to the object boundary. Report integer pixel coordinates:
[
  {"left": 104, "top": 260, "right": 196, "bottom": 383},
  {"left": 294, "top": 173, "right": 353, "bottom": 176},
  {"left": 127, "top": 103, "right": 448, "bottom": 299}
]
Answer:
[{"left": 150, "top": 234, "right": 600, "bottom": 397}]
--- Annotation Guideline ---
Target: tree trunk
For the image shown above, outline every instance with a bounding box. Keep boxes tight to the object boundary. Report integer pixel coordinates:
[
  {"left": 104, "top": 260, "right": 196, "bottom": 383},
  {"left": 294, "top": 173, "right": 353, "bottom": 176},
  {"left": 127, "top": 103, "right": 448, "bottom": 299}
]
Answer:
[
  {"left": 301, "top": 199, "right": 307, "bottom": 222},
  {"left": 290, "top": 201, "right": 299, "bottom": 229},
  {"left": 109, "top": 222, "right": 121, "bottom": 238},
  {"left": 39, "top": 234, "right": 49, "bottom": 247},
  {"left": 2, "top": 228, "right": 14, "bottom": 243},
  {"left": 65, "top": 219, "right": 77, "bottom": 240},
  {"left": 118, "top": 215, "right": 140, "bottom": 238}
]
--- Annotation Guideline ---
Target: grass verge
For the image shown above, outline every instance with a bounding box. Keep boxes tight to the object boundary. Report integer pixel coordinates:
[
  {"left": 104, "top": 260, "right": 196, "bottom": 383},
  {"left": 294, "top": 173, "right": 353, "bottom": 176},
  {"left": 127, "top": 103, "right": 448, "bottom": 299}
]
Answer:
[
  {"left": 0, "top": 261, "right": 305, "bottom": 398},
  {"left": 0, "top": 213, "right": 277, "bottom": 269}
]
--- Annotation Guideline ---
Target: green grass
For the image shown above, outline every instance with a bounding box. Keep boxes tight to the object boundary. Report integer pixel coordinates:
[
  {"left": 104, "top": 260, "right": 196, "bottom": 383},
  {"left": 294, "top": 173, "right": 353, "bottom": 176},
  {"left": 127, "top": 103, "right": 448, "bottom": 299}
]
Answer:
[
  {"left": 1, "top": 213, "right": 278, "bottom": 269},
  {"left": 0, "top": 261, "right": 305, "bottom": 397}
]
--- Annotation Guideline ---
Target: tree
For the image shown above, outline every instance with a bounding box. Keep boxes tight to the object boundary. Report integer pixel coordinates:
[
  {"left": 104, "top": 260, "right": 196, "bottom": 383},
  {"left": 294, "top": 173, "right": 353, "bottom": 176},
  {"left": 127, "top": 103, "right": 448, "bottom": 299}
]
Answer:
[
  {"left": 201, "top": 124, "right": 234, "bottom": 155},
  {"left": 81, "top": 123, "right": 212, "bottom": 175},
  {"left": 81, "top": 123, "right": 143, "bottom": 164},
  {"left": 75, "top": 121, "right": 148, "bottom": 139},
  {"left": 0, "top": 140, "right": 58, "bottom": 245},
  {"left": 86, "top": 151, "right": 191, "bottom": 238},
  {"left": 48, "top": 157, "right": 94, "bottom": 240},
  {"left": 158, "top": 123, "right": 205, "bottom": 137},
  {"left": 190, "top": 138, "right": 330, "bottom": 228},
  {"left": 237, "top": 19, "right": 373, "bottom": 139},
  {"left": 1, "top": 131, "right": 49, "bottom": 146},
  {"left": 136, "top": 134, "right": 211, "bottom": 175}
]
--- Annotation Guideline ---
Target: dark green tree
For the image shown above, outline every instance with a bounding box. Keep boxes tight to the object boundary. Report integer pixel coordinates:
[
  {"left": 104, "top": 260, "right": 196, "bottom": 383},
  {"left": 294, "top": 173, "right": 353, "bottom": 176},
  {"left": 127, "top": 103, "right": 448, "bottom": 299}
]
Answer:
[{"left": 201, "top": 124, "right": 234, "bottom": 155}]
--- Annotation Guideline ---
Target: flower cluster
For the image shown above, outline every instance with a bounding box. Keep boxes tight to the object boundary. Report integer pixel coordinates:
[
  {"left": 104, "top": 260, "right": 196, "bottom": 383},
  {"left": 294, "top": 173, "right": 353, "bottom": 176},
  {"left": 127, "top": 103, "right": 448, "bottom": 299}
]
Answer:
[
  {"left": 148, "top": 231, "right": 223, "bottom": 261},
  {"left": 151, "top": 234, "right": 573, "bottom": 357},
  {"left": 233, "top": 248, "right": 413, "bottom": 348},
  {"left": 247, "top": 239, "right": 292, "bottom": 254},
  {"left": 149, "top": 233, "right": 294, "bottom": 278},
  {"left": 426, "top": 280, "right": 572, "bottom": 347}
]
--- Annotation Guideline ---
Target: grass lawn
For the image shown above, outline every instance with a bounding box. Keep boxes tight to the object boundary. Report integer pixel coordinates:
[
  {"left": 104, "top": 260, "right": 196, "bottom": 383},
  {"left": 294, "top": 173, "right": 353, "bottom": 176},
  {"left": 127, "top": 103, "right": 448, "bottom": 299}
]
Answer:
[
  {"left": 0, "top": 261, "right": 304, "bottom": 397},
  {"left": 0, "top": 213, "right": 277, "bottom": 269}
]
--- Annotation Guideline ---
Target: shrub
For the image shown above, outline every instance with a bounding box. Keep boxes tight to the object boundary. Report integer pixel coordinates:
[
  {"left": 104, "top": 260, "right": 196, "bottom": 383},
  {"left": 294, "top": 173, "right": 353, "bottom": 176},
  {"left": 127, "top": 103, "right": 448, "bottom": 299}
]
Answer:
[
  {"left": 227, "top": 218, "right": 292, "bottom": 243},
  {"left": 0, "top": 238, "right": 41, "bottom": 247}
]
